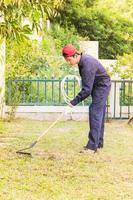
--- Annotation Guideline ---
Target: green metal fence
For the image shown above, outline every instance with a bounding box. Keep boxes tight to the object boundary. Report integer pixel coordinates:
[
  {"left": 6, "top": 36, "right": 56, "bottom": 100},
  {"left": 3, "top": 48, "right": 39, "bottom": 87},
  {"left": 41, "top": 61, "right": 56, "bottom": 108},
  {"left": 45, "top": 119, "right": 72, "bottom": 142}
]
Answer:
[
  {"left": 112, "top": 80, "right": 133, "bottom": 119},
  {"left": 6, "top": 78, "right": 92, "bottom": 106},
  {"left": 6, "top": 78, "right": 133, "bottom": 119},
  {"left": 120, "top": 80, "right": 133, "bottom": 106}
]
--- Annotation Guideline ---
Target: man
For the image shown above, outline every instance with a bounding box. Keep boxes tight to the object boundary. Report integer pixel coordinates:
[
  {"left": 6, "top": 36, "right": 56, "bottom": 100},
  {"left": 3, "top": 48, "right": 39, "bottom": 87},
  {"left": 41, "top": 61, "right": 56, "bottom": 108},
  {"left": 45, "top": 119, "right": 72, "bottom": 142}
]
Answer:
[{"left": 62, "top": 44, "right": 111, "bottom": 153}]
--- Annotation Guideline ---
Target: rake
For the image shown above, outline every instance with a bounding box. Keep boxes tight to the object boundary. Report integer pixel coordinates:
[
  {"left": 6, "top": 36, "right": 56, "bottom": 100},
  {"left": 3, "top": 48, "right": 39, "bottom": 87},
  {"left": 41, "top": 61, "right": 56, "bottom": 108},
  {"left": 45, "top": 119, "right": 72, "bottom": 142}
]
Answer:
[
  {"left": 16, "top": 75, "right": 81, "bottom": 157},
  {"left": 16, "top": 113, "right": 64, "bottom": 157}
]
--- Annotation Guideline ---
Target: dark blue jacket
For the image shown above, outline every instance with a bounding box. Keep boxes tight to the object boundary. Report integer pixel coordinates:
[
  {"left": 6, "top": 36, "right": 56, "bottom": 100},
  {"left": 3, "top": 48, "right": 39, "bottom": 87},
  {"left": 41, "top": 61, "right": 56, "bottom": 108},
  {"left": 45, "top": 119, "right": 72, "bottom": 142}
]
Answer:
[{"left": 70, "top": 54, "right": 111, "bottom": 106}]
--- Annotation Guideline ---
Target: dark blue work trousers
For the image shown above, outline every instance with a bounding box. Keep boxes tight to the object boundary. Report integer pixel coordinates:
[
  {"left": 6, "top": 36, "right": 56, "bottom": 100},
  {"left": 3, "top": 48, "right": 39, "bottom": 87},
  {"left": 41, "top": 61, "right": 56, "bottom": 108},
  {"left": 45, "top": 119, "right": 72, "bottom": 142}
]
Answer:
[{"left": 86, "top": 86, "right": 111, "bottom": 151}]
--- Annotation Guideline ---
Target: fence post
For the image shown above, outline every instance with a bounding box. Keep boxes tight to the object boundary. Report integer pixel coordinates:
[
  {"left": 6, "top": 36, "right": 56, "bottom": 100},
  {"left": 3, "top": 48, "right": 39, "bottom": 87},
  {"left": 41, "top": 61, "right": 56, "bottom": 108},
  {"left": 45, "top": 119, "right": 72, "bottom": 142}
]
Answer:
[
  {"left": 44, "top": 76, "right": 47, "bottom": 103},
  {"left": 110, "top": 79, "right": 121, "bottom": 119},
  {"left": 51, "top": 76, "right": 54, "bottom": 103},
  {"left": 59, "top": 77, "right": 61, "bottom": 103},
  {"left": 110, "top": 81, "right": 115, "bottom": 118}
]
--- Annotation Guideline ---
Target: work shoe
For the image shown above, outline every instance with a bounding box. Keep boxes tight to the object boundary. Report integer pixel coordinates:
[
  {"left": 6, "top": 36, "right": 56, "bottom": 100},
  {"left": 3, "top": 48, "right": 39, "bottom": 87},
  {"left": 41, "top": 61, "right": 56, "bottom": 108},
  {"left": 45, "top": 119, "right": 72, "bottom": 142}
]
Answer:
[
  {"left": 98, "top": 144, "right": 103, "bottom": 149},
  {"left": 79, "top": 146, "right": 97, "bottom": 154}
]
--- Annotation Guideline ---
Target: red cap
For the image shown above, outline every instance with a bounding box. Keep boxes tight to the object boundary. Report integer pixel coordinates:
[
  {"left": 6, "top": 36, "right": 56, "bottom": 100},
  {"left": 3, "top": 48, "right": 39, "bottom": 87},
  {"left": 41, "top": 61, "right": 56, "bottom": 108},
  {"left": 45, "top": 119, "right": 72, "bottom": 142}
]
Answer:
[{"left": 62, "top": 44, "right": 77, "bottom": 57}]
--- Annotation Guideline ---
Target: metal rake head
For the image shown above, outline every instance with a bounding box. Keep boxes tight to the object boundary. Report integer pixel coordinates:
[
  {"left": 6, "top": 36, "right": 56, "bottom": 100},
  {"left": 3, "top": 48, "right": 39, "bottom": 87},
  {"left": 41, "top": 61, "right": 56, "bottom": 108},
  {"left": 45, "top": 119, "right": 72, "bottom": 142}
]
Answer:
[
  {"left": 16, "top": 141, "right": 37, "bottom": 157},
  {"left": 16, "top": 147, "right": 32, "bottom": 157}
]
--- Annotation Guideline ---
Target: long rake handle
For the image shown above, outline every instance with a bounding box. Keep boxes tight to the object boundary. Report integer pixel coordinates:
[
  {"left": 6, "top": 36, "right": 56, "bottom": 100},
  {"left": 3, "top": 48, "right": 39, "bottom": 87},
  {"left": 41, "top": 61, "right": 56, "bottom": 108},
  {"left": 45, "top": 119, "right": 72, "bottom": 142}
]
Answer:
[
  {"left": 36, "top": 112, "right": 64, "bottom": 143},
  {"left": 16, "top": 112, "right": 66, "bottom": 156}
]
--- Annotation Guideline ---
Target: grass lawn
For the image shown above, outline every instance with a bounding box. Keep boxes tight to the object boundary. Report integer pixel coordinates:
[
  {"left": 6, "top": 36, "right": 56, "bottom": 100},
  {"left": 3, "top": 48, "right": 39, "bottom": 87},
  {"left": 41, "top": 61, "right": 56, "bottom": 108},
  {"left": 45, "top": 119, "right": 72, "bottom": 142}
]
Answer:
[{"left": 0, "top": 119, "right": 133, "bottom": 200}]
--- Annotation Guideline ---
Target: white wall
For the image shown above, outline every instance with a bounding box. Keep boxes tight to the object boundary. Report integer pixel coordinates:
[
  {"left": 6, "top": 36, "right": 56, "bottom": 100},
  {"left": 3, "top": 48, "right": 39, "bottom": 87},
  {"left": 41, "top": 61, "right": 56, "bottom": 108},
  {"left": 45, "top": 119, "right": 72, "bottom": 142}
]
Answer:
[
  {"left": 79, "top": 41, "right": 99, "bottom": 59},
  {"left": 5, "top": 106, "right": 89, "bottom": 121}
]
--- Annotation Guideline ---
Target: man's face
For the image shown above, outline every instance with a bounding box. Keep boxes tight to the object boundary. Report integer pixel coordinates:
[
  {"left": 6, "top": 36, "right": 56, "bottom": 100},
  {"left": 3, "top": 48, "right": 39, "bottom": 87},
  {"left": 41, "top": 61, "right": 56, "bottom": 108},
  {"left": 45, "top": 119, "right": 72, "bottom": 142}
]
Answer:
[{"left": 64, "top": 56, "right": 77, "bottom": 65}]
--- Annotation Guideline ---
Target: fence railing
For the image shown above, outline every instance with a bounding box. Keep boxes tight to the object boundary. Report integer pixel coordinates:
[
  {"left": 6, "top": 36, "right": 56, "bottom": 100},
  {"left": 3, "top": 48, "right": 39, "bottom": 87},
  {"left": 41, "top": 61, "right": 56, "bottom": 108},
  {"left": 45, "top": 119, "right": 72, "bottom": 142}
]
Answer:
[
  {"left": 5, "top": 78, "right": 133, "bottom": 119},
  {"left": 6, "top": 78, "right": 92, "bottom": 106}
]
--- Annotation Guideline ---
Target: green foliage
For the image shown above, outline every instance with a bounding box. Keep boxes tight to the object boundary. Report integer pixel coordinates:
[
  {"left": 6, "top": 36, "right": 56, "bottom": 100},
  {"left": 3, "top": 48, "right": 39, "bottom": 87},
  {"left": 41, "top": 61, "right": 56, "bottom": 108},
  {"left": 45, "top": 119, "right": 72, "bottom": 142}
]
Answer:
[
  {"left": 6, "top": 24, "right": 81, "bottom": 79},
  {"left": 0, "top": 2, "right": 33, "bottom": 41},
  {"left": 51, "top": 24, "right": 81, "bottom": 50},
  {"left": 6, "top": 37, "right": 62, "bottom": 79},
  {"left": 6, "top": 37, "right": 63, "bottom": 79},
  {"left": 96, "top": 0, "right": 133, "bottom": 19},
  {"left": 111, "top": 53, "right": 133, "bottom": 79},
  {"left": 0, "top": 0, "right": 64, "bottom": 41},
  {"left": 3, "top": 0, "right": 133, "bottom": 80},
  {"left": 6, "top": 40, "right": 38, "bottom": 79},
  {"left": 59, "top": 0, "right": 133, "bottom": 59},
  {"left": 0, "top": 1, "right": 32, "bottom": 41}
]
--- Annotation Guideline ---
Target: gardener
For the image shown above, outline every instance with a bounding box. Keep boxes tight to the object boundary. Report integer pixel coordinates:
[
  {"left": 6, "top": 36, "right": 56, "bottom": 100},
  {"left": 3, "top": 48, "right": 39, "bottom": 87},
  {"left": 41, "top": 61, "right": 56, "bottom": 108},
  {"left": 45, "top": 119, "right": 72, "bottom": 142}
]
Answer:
[{"left": 62, "top": 44, "right": 111, "bottom": 153}]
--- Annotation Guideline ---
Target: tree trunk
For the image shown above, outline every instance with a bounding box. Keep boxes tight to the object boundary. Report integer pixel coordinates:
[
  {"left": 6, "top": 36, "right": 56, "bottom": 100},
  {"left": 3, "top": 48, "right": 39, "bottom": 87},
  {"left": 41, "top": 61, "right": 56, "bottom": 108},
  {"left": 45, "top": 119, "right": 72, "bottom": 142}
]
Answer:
[{"left": 0, "top": 12, "right": 5, "bottom": 118}]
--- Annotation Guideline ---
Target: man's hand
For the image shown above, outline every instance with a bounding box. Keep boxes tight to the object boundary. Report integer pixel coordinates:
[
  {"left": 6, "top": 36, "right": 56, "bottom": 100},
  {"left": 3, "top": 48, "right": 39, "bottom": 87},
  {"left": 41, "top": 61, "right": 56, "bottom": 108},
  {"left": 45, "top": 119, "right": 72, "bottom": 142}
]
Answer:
[
  {"left": 63, "top": 103, "right": 74, "bottom": 115},
  {"left": 67, "top": 102, "right": 74, "bottom": 108}
]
